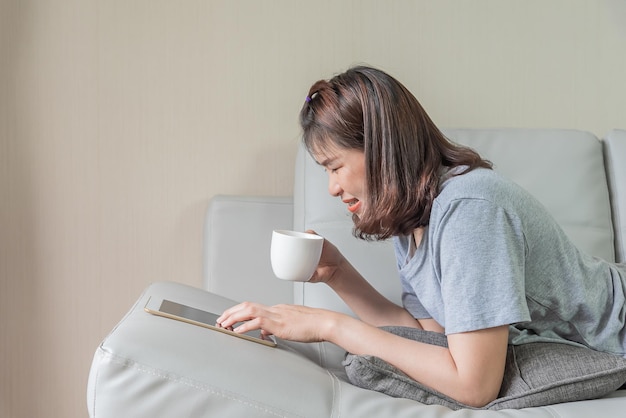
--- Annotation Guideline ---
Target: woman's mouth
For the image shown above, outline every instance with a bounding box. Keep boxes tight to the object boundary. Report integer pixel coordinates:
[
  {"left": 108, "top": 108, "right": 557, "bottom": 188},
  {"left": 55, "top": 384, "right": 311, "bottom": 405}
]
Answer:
[{"left": 346, "top": 199, "right": 361, "bottom": 214}]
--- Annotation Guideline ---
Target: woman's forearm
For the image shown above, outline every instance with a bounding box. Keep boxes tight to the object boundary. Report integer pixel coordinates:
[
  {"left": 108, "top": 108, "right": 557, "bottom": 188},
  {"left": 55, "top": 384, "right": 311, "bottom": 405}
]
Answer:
[
  {"left": 325, "top": 257, "right": 420, "bottom": 328},
  {"left": 322, "top": 313, "right": 508, "bottom": 408}
]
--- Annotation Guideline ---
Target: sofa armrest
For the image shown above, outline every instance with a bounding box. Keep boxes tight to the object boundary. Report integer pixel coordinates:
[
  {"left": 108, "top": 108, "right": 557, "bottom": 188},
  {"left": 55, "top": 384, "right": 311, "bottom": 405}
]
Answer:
[
  {"left": 203, "top": 195, "right": 294, "bottom": 306},
  {"left": 605, "top": 130, "right": 626, "bottom": 263},
  {"left": 88, "top": 282, "right": 342, "bottom": 417}
]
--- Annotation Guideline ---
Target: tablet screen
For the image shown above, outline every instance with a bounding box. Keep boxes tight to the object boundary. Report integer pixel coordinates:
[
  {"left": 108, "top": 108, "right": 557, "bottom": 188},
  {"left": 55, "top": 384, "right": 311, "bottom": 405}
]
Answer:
[{"left": 144, "top": 297, "right": 276, "bottom": 347}]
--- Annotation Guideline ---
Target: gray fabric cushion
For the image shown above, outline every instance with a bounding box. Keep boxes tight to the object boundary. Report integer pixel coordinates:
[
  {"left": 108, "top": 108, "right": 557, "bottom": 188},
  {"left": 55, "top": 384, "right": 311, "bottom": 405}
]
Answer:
[{"left": 343, "top": 326, "right": 626, "bottom": 410}]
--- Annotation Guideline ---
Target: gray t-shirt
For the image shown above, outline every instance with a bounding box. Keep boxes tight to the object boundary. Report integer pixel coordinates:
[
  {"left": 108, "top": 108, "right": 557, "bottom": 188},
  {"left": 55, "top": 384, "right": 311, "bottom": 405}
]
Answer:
[{"left": 394, "top": 167, "right": 626, "bottom": 355}]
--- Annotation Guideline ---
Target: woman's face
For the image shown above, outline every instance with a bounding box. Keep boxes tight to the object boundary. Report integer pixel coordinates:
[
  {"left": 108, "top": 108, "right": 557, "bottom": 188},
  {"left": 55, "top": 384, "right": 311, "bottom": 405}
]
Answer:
[{"left": 312, "top": 142, "right": 367, "bottom": 217}]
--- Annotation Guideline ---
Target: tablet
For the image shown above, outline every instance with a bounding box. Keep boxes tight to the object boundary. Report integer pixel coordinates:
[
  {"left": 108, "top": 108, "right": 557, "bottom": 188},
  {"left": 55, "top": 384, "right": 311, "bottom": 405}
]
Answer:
[{"left": 144, "top": 297, "right": 277, "bottom": 347}]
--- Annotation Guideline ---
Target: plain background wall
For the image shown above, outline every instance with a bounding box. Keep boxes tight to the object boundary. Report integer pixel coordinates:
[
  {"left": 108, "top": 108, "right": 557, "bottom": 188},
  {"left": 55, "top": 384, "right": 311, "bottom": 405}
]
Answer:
[{"left": 1, "top": 1, "right": 625, "bottom": 417}]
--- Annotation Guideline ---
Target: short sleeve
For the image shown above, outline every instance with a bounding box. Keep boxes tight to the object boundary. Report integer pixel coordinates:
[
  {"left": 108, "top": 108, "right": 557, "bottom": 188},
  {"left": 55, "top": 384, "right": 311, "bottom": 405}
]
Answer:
[{"left": 430, "top": 198, "right": 531, "bottom": 334}]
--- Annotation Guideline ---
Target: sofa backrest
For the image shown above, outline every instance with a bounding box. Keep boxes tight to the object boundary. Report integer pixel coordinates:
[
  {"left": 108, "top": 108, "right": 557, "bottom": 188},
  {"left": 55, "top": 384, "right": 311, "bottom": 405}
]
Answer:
[
  {"left": 293, "top": 129, "right": 616, "bottom": 317},
  {"left": 605, "top": 129, "right": 626, "bottom": 263}
]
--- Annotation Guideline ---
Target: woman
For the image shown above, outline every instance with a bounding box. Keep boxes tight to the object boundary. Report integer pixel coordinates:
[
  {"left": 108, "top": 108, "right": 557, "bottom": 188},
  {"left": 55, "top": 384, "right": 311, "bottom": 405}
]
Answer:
[{"left": 217, "top": 66, "right": 626, "bottom": 407}]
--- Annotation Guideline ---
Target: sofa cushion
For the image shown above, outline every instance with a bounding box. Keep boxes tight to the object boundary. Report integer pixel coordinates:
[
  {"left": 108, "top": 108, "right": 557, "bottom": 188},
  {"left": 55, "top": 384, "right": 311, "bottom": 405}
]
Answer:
[
  {"left": 442, "top": 129, "right": 614, "bottom": 263},
  {"left": 343, "top": 326, "right": 626, "bottom": 410}
]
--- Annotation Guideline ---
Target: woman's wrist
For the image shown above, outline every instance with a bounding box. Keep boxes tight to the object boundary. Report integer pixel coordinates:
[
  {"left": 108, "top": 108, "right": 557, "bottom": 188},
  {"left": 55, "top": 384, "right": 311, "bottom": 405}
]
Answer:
[
  {"left": 325, "top": 256, "right": 355, "bottom": 289},
  {"left": 320, "top": 310, "right": 354, "bottom": 344}
]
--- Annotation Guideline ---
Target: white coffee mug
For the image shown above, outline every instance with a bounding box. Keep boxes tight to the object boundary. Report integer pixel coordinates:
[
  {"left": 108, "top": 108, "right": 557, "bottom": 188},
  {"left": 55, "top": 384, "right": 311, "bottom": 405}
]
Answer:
[{"left": 270, "top": 230, "right": 324, "bottom": 281}]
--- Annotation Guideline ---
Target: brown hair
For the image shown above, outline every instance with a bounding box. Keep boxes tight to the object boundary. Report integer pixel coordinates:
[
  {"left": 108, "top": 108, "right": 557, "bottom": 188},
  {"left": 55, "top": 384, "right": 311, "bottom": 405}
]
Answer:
[{"left": 299, "top": 66, "right": 492, "bottom": 240}]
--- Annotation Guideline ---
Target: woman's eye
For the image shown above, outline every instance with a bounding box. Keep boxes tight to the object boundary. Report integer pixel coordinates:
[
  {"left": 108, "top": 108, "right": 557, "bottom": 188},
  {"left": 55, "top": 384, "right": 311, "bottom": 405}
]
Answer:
[{"left": 322, "top": 163, "right": 341, "bottom": 174}]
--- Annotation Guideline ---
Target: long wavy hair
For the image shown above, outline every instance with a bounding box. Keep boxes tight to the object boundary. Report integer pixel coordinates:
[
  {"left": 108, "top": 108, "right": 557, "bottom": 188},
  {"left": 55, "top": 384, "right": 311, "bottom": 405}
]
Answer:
[{"left": 299, "top": 66, "right": 492, "bottom": 241}]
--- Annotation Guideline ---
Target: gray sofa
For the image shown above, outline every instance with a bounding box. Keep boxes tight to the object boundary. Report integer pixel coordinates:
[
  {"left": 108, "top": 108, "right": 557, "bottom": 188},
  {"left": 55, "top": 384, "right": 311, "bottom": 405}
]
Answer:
[{"left": 88, "top": 128, "right": 626, "bottom": 417}]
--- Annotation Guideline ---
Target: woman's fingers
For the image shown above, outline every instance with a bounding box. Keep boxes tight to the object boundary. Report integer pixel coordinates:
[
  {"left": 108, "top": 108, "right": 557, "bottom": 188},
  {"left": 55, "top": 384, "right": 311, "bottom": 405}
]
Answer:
[{"left": 217, "top": 302, "right": 267, "bottom": 329}]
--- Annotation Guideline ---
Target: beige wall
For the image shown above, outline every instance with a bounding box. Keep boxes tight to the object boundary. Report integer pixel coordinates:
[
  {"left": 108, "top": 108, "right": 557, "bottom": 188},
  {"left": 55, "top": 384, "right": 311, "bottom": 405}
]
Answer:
[{"left": 1, "top": 1, "right": 625, "bottom": 417}]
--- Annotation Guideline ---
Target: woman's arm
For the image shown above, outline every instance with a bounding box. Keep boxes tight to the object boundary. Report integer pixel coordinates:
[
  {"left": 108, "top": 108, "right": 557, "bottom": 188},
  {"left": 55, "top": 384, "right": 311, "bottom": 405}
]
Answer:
[
  {"left": 330, "top": 314, "right": 509, "bottom": 407},
  {"left": 217, "top": 304, "right": 508, "bottom": 407},
  {"left": 310, "top": 233, "right": 440, "bottom": 331},
  {"left": 322, "top": 252, "right": 422, "bottom": 328}
]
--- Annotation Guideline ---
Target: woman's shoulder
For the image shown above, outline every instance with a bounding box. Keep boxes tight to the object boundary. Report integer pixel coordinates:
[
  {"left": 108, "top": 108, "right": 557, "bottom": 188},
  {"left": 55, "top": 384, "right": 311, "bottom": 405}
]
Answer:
[
  {"left": 433, "top": 167, "right": 544, "bottom": 221},
  {"left": 437, "top": 167, "right": 521, "bottom": 202}
]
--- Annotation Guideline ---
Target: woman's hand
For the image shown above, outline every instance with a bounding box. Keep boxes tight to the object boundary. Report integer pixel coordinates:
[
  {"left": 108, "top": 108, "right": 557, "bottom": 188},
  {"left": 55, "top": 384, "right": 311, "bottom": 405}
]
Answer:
[
  {"left": 306, "top": 230, "right": 346, "bottom": 285},
  {"left": 216, "top": 302, "right": 339, "bottom": 342}
]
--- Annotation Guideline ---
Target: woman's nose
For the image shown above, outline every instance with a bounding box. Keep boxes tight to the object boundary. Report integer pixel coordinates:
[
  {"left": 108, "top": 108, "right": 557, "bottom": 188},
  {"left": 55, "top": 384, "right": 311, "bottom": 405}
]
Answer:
[{"left": 328, "top": 176, "right": 342, "bottom": 197}]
